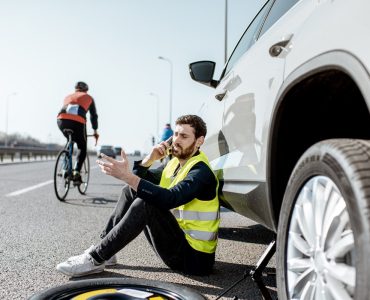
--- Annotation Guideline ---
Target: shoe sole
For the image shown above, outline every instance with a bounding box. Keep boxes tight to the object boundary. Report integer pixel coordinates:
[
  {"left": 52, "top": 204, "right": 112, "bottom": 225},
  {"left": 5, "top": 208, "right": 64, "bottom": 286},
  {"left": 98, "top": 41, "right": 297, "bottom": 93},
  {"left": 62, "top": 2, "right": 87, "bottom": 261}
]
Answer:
[{"left": 56, "top": 266, "right": 105, "bottom": 278}]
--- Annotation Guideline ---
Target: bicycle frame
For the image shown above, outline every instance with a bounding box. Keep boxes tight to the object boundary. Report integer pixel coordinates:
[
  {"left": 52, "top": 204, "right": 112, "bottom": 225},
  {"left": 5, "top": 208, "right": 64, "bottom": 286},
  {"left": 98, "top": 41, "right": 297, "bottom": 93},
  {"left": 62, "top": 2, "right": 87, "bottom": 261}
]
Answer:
[{"left": 65, "top": 134, "right": 74, "bottom": 178}]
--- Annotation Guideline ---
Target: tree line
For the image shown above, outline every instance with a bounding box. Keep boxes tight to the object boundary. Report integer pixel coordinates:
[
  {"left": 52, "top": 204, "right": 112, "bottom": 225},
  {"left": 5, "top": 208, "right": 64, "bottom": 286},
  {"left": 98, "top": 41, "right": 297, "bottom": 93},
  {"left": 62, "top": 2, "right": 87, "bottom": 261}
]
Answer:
[{"left": 0, "top": 132, "right": 61, "bottom": 149}]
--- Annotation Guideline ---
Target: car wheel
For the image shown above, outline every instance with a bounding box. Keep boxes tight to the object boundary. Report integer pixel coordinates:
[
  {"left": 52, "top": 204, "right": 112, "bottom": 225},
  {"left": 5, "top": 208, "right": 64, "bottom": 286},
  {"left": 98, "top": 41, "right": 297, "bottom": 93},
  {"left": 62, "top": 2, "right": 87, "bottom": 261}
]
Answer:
[{"left": 277, "top": 139, "right": 370, "bottom": 300}]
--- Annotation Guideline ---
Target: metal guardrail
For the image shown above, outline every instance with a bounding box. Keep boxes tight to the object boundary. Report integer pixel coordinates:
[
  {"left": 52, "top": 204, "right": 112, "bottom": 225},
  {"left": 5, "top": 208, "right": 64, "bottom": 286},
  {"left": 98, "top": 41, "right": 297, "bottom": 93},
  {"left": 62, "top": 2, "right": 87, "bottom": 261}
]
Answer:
[
  {"left": 0, "top": 146, "right": 61, "bottom": 162},
  {"left": 0, "top": 146, "right": 97, "bottom": 163}
]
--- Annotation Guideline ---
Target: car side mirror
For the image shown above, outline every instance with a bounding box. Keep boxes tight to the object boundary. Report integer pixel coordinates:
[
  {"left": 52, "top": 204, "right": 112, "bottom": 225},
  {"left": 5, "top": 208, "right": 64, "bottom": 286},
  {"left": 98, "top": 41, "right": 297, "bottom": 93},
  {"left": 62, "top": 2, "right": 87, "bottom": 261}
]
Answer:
[{"left": 189, "top": 61, "right": 218, "bottom": 88}]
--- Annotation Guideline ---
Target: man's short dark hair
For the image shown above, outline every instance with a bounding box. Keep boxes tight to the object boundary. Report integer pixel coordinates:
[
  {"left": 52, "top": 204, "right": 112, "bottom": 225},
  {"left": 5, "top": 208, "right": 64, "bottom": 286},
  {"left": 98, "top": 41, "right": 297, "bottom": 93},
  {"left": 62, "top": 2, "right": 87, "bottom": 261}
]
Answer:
[{"left": 176, "top": 115, "right": 207, "bottom": 138}]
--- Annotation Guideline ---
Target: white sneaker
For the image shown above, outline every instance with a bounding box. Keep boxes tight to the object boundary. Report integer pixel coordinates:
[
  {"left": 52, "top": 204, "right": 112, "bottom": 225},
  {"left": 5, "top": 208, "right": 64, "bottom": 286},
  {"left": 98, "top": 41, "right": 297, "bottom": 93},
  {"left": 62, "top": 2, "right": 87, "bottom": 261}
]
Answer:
[
  {"left": 56, "top": 252, "right": 105, "bottom": 277},
  {"left": 106, "top": 254, "right": 117, "bottom": 266},
  {"left": 67, "top": 245, "right": 95, "bottom": 262},
  {"left": 67, "top": 245, "right": 117, "bottom": 266}
]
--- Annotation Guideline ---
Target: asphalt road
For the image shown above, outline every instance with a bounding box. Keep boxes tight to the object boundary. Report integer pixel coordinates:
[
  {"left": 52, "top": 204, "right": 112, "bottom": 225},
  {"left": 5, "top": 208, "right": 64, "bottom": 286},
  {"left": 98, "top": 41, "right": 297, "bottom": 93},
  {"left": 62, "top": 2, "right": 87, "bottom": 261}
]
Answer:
[{"left": 0, "top": 157, "right": 277, "bottom": 300}]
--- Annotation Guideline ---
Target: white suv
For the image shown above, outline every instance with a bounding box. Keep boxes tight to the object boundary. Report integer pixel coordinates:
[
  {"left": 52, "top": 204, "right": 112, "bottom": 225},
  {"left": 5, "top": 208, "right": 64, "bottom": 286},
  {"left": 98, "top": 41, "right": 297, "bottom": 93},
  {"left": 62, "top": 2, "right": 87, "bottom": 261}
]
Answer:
[{"left": 189, "top": 0, "right": 370, "bottom": 299}]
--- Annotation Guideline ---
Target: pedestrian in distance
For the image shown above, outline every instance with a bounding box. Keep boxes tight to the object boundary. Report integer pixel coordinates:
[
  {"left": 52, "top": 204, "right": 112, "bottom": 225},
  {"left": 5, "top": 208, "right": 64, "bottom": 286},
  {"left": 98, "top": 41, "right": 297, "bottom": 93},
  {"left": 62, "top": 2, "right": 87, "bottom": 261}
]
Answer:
[
  {"left": 57, "top": 81, "right": 99, "bottom": 183},
  {"left": 160, "top": 123, "right": 173, "bottom": 142},
  {"left": 56, "top": 114, "right": 220, "bottom": 277},
  {"left": 160, "top": 123, "right": 174, "bottom": 164}
]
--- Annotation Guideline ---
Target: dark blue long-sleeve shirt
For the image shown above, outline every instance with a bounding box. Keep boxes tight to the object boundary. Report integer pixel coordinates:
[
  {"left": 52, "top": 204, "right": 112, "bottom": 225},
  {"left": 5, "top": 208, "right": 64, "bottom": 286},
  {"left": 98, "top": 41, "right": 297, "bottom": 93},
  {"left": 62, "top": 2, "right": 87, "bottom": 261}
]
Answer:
[{"left": 133, "top": 155, "right": 217, "bottom": 210}]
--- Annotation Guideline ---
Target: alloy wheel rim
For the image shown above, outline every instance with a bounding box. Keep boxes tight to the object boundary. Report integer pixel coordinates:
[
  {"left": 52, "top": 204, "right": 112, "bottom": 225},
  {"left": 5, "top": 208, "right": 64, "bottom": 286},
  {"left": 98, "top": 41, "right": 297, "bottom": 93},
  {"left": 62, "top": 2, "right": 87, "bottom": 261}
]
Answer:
[{"left": 287, "top": 176, "right": 355, "bottom": 299}]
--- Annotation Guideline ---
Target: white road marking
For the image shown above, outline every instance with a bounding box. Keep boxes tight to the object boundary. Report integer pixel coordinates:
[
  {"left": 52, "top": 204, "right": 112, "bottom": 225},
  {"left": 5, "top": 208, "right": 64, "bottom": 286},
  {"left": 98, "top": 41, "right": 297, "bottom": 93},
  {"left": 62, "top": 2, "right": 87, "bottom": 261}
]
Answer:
[
  {"left": 6, "top": 180, "right": 54, "bottom": 197},
  {"left": 6, "top": 166, "right": 98, "bottom": 197}
]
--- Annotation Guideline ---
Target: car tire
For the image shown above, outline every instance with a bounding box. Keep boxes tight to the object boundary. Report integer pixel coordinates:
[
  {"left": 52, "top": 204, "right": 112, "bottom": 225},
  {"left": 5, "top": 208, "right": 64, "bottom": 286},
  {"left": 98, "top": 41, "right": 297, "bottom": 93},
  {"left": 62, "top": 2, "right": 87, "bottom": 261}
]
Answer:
[
  {"left": 277, "top": 139, "right": 370, "bottom": 300},
  {"left": 28, "top": 277, "right": 206, "bottom": 300}
]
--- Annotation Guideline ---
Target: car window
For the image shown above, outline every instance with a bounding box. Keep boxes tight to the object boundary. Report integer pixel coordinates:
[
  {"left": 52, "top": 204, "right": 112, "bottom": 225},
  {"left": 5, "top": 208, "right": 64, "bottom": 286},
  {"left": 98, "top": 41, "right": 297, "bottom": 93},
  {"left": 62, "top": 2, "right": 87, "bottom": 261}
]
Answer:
[
  {"left": 223, "top": 0, "right": 272, "bottom": 77},
  {"left": 258, "top": 0, "right": 300, "bottom": 37}
]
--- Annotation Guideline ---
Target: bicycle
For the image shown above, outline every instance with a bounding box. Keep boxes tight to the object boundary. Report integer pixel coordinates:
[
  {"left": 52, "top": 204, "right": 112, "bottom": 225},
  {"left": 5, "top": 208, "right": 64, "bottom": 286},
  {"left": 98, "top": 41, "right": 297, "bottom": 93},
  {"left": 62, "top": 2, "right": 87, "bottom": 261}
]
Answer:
[{"left": 53, "top": 129, "right": 92, "bottom": 201}]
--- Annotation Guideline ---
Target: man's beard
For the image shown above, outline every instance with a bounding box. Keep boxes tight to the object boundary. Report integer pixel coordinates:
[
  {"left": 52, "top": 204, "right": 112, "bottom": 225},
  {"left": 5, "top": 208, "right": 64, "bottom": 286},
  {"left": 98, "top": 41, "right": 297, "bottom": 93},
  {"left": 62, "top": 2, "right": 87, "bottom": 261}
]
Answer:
[{"left": 172, "top": 140, "right": 197, "bottom": 160}]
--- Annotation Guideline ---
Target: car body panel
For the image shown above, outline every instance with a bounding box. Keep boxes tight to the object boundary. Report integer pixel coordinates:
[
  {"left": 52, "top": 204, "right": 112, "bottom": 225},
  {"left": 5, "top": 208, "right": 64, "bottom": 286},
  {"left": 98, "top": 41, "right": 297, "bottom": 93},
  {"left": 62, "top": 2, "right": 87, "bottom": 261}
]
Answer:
[
  {"left": 199, "top": 0, "right": 316, "bottom": 230},
  {"left": 284, "top": 0, "right": 370, "bottom": 85},
  {"left": 193, "top": 0, "right": 370, "bottom": 231}
]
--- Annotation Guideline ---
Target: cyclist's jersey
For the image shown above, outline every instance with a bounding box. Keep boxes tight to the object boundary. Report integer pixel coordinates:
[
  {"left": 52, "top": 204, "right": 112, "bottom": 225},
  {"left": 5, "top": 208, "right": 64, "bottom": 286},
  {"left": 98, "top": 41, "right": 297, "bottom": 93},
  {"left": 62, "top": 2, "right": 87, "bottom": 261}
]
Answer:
[{"left": 57, "top": 91, "right": 98, "bottom": 129}]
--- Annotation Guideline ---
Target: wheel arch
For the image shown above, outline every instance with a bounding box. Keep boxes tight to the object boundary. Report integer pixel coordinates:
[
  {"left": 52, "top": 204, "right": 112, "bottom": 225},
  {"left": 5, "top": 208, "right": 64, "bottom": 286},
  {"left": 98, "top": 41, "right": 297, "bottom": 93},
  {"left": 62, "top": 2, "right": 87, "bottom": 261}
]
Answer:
[{"left": 267, "top": 50, "right": 370, "bottom": 230}]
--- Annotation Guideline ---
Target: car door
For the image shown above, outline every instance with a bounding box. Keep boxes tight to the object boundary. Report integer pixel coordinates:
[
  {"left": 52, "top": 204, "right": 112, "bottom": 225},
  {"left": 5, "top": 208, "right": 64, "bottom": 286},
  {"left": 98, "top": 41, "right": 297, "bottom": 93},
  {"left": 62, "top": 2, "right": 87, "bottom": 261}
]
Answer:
[
  {"left": 204, "top": 0, "right": 273, "bottom": 172},
  {"left": 214, "top": 0, "right": 316, "bottom": 224}
]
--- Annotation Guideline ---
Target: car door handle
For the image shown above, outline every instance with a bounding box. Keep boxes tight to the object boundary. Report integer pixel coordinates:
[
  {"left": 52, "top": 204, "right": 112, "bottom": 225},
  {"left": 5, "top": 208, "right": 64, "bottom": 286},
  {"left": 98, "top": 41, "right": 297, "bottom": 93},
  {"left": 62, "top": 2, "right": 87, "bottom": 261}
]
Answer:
[
  {"left": 269, "top": 35, "right": 293, "bottom": 57},
  {"left": 215, "top": 90, "right": 227, "bottom": 101}
]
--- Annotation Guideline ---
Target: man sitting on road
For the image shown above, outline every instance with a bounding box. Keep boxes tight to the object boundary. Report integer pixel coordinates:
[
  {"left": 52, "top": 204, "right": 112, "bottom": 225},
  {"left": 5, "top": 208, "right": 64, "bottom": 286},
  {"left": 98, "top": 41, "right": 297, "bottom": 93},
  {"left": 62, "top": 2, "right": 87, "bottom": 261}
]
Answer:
[{"left": 56, "top": 114, "right": 220, "bottom": 277}]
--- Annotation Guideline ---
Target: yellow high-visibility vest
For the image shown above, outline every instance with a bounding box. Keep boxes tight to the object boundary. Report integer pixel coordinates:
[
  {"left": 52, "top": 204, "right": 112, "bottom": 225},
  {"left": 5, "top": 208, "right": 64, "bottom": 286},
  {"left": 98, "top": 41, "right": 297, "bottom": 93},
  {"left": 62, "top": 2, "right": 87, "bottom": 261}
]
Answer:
[{"left": 159, "top": 151, "right": 219, "bottom": 253}]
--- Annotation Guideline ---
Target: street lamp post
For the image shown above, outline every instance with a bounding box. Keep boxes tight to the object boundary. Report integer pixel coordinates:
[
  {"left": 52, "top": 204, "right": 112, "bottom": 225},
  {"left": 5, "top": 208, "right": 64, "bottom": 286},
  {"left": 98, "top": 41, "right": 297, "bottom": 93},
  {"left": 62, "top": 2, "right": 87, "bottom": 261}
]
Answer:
[
  {"left": 225, "top": 0, "right": 228, "bottom": 64},
  {"left": 5, "top": 92, "right": 17, "bottom": 147},
  {"left": 149, "top": 92, "right": 160, "bottom": 141},
  {"left": 158, "top": 56, "right": 173, "bottom": 126}
]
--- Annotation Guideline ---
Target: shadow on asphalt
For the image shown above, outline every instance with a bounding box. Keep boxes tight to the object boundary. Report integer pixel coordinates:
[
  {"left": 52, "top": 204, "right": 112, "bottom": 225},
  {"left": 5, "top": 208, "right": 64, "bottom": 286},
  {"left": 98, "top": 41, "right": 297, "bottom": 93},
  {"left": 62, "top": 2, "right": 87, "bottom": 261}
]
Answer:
[
  {"left": 69, "top": 262, "right": 277, "bottom": 300},
  {"left": 93, "top": 183, "right": 124, "bottom": 186},
  {"left": 218, "top": 224, "right": 275, "bottom": 245},
  {"left": 62, "top": 197, "right": 118, "bottom": 208}
]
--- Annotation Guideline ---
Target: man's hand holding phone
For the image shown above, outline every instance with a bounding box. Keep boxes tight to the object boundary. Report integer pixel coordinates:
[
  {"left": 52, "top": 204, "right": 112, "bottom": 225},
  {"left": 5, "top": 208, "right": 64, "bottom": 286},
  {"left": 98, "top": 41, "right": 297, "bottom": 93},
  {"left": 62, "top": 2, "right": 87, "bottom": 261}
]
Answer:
[
  {"left": 141, "top": 136, "right": 173, "bottom": 167},
  {"left": 164, "top": 136, "right": 173, "bottom": 156}
]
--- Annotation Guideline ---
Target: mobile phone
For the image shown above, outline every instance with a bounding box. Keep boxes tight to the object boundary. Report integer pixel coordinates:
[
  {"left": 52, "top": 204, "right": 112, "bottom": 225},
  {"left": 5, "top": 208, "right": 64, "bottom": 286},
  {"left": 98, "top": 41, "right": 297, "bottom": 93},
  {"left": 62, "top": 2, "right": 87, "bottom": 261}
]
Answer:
[{"left": 166, "top": 136, "right": 173, "bottom": 155}]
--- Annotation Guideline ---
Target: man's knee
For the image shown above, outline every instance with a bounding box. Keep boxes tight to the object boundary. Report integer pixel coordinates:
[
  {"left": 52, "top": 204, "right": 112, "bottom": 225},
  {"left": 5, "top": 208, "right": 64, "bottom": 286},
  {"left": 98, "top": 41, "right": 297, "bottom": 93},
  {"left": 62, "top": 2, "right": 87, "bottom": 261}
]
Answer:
[
  {"left": 131, "top": 198, "right": 157, "bottom": 220},
  {"left": 131, "top": 197, "right": 146, "bottom": 209},
  {"left": 119, "top": 184, "right": 136, "bottom": 201}
]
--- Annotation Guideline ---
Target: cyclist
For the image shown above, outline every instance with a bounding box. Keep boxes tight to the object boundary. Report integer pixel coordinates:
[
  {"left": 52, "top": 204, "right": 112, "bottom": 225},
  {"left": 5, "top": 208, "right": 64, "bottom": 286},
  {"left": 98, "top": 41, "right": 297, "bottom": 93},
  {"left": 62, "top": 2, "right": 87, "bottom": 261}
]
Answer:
[{"left": 57, "top": 81, "right": 99, "bottom": 183}]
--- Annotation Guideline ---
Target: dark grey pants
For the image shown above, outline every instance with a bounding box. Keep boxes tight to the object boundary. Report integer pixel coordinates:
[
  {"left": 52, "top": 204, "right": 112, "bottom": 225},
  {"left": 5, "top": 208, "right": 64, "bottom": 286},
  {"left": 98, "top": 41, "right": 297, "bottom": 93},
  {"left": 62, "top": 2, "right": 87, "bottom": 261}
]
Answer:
[{"left": 94, "top": 184, "right": 214, "bottom": 274}]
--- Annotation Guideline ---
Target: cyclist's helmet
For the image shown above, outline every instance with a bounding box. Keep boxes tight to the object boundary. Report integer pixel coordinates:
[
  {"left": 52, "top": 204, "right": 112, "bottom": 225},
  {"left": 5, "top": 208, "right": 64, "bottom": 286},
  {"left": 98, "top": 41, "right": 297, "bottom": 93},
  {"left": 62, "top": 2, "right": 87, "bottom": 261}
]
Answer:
[{"left": 75, "top": 81, "right": 89, "bottom": 92}]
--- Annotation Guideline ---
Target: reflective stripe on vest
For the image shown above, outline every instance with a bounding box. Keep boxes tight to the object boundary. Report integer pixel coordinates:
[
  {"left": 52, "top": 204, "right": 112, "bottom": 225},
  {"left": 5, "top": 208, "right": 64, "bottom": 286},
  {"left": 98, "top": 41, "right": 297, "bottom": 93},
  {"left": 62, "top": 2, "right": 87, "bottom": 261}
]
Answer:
[
  {"left": 160, "top": 151, "right": 219, "bottom": 253},
  {"left": 172, "top": 209, "right": 220, "bottom": 221},
  {"left": 184, "top": 230, "right": 218, "bottom": 241}
]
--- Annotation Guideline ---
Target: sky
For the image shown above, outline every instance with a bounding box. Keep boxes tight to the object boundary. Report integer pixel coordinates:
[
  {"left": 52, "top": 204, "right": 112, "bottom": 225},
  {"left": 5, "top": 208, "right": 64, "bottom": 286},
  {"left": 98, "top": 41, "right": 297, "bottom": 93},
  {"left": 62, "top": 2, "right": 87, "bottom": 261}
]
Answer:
[{"left": 0, "top": 0, "right": 265, "bottom": 153}]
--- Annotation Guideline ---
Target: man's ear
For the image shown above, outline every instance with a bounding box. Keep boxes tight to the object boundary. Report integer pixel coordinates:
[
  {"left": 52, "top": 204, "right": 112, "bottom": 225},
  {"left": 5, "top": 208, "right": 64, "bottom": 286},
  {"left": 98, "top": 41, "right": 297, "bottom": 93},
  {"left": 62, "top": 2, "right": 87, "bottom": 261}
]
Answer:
[{"left": 197, "top": 136, "right": 205, "bottom": 148}]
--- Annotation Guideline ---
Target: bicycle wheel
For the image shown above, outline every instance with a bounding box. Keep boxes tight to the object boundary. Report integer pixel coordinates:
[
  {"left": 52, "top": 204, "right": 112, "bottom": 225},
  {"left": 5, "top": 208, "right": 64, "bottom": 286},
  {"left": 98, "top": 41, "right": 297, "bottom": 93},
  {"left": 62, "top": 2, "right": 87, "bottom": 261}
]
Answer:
[
  {"left": 78, "top": 154, "right": 90, "bottom": 194},
  {"left": 54, "top": 150, "right": 70, "bottom": 201}
]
